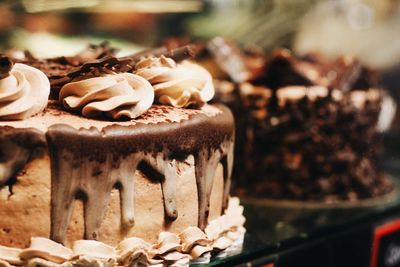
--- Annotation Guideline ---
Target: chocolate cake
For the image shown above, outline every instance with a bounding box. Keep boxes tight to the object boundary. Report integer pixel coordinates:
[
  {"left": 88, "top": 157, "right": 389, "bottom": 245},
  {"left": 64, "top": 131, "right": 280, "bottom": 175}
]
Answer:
[
  {"left": 0, "top": 46, "right": 244, "bottom": 266},
  {"left": 206, "top": 38, "right": 395, "bottom": 202}
]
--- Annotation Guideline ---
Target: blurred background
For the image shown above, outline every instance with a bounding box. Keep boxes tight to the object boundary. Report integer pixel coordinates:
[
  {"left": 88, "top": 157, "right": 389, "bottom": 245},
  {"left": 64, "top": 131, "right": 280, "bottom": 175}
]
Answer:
[
  {"left": 0, "top": 0, "right": 399, "bottom": 129},
  {"left": 1, "top": 2, "right": 400, "bottom": 265}
]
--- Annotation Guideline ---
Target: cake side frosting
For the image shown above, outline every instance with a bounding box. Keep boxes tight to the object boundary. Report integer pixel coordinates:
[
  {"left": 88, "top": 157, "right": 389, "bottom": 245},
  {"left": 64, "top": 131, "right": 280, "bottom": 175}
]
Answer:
[
  {"left": 0, "top": 103, "right": 235, "bottom": 243},
  {"left": 45, "top": 104, "right": 234, "bottom": 243}
]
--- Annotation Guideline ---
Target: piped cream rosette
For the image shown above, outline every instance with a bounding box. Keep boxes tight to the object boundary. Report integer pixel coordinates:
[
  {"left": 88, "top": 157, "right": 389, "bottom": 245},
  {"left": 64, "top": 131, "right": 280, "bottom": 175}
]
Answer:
[
  {"left": 135, "top": 56, "right": 215, "bottom": 108},
  {"left": 0, "top": 63, "right": 50, "bottom": 120},
  {"left": 59, "top": 73, "right": 154, "bottom": 120}
]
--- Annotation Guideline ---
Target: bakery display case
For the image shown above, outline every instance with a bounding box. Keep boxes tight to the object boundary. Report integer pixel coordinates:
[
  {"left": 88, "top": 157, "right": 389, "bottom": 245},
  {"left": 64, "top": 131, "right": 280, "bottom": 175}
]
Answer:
[{"left": 0, "top": 0, "right": 400, "bottom": 266}]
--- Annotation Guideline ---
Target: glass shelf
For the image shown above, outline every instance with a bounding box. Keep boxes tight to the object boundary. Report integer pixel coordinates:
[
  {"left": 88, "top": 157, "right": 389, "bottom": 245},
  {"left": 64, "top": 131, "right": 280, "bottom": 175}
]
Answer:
[{"left": 205, "top": 133, "right": 400, "bottom": 266}]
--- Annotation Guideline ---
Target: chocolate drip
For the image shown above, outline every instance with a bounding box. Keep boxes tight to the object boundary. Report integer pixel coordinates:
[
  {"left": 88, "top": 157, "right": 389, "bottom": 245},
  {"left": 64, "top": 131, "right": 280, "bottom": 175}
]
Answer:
[
  {"left": 221, "top": 139, "right": 234, "bottom": 211},
  {"left": 144, "top": 154, "right": 178, "bottom": 221},
  {"left": 194, "top": 139, "right": 233, "bottom": 229},
  {"left": 0, "top": 127, "right": 45, "bottom": 188},
  {"left": 207, "top": 37, "right": 250, "bottom": 83},
  {"left": 117, "top": 157, "right": 139, "bottom": 231},
  {"left": 47, "top": 125, "right": 140, "bottom": 243}
]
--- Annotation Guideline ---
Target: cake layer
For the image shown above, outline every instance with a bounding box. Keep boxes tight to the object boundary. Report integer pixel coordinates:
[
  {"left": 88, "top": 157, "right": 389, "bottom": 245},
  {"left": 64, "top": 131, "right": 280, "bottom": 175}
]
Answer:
[{"left": 0, "top": 103, "right": 235, "bottom": 249}]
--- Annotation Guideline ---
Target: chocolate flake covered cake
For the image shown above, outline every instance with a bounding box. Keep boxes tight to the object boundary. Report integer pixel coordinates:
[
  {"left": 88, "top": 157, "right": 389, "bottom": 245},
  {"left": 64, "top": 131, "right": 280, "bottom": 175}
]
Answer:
[
  {"left": 206, "top": 38, "right": 395, "bottom": 202},
  {"left": 0, "top": 45, "right": 245, "bottom": 266}
]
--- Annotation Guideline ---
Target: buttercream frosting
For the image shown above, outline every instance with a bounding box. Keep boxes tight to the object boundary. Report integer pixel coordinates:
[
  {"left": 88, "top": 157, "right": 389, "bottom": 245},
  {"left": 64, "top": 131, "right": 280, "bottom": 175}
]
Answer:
[
  {"left": 135, "top": 56, "right": 214, "bottom": 108},
  {"left": 0, "top": 197, "right": 245, "bottom": 267},
  {"left": 59, "top": 73, "right": 154, "bottom": 119},
  {"left": 0, "top": 63, "right": 50, "bottom": 120}
]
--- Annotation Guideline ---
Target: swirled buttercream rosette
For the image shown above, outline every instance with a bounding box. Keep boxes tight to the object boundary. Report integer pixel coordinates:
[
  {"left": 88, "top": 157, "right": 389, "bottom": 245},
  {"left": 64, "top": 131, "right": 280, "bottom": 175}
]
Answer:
[
  {"left": 0, "top": 62, "right": 50, "bottom": 120},
  {"left": 135, "top": 56, "right": 215, "bottom": 108},
  {"left": 59, "top": 73, "right": 154, "bottom": 120}
]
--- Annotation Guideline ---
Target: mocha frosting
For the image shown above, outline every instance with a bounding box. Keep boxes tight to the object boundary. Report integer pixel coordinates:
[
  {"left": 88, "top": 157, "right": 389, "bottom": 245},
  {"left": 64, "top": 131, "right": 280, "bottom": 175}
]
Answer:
[
  {"left": 0, "top": 198, "right": 245, "bottom": 267},
  {"left": 135, "top": 56, "right": 214, "bottom": 108},
  {"left": 59, "top": 73, "right": 154, "bottom": 119},
  {"left": 0, "top": 102, "right": 235, "bottom": 246},
  {"left": 0, "top": 63, "right": 50, "bottom": 120}
]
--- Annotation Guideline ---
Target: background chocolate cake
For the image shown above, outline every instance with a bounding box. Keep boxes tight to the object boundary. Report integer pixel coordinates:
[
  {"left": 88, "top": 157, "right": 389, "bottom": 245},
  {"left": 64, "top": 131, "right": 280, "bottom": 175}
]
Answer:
[{"left": 206, "top": 38, "right": 395, "bottom": 202}]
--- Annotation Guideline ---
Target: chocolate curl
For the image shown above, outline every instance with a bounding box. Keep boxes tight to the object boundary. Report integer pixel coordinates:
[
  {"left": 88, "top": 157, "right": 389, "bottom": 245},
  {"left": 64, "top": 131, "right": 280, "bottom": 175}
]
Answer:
[
  {"left": 0, "top": 56, "right": 14, "bottom": 79},
  {"left": 51, "top": 45, "right": 197, "bottom": 88},
  {"left": 163, "top": 45, "right": 197, "bottom": 62},
  {"left": 75, "top": 41, "right": 118, "bottom": 62},
  {"left": 120, "top": 44, "right": 196, "bottom": 63}
]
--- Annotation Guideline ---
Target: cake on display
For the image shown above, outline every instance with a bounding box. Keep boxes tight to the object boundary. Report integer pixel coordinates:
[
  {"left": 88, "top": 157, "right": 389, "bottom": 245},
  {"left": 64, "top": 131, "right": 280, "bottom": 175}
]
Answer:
[
  {"left": 0, "top": 45, "right": 245, "bottom": 266},
  {"left": 206, "top": 38, "right": 396, "bottom": 202}
]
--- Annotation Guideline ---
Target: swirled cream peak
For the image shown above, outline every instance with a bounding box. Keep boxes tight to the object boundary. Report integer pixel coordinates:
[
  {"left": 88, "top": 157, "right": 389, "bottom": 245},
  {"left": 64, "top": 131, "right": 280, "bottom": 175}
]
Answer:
[
  {"left": 135, "top": 56, "right": 215, "bottom": 108},
  {"left": 59, "top": 73, "right": 154, "bottom": 119},
  {"left": 0, "top": 63, "right": 50, "bottom": 120}
]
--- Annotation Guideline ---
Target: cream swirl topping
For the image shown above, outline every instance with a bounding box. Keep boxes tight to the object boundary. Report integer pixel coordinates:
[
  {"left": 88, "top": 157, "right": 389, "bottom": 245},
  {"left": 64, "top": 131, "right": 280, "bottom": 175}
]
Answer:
[
  {"left": 59, "top": 73, "right": 154, "bottom": 119},
  {"left": 135, "top": 56, "right": 215, "bottom": 108},
  {"left": 0, "top": 63, "right": 50, "bottom": 120}
]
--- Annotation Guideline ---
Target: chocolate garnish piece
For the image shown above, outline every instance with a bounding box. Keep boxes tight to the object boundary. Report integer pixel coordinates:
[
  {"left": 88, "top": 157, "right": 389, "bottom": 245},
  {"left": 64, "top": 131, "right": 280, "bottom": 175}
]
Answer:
[
  {"left": 12, "top": 42, "right": 119, "bottom": 82},
  {"left": 51, "top": 45, "right": 197, "bottom": 89},
  {"left": 67, "top": 56, "right": 132, "bottom": 78},
  {"left": 207, "top": 37, "right": 250, "bottom": 83},
  {"left": 0, "top": 56, "right": 14, "bottom": 79},
  {"left": 162, "top": 45, "right": 197, "bottom": 62},
  {"left": 72, "top": 41, "right": 119, "bottom": 64}
]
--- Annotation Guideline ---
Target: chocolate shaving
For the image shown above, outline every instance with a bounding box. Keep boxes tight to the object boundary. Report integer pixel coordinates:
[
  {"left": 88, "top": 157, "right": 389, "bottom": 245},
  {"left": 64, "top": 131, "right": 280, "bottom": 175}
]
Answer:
[
  {"left": 163, "top": 45, "right": 197, "bottom": 62},
  {"left": 51, "top": 45, "right": 197, "bottom": 88},
  {"left": 67, "top": 56, "right": 132, "bottom": 78},
  {"left": 120, "top": 45, "right": 196, "bottom": 63},
  {"left": 207, "top": 37, "right": 250, "bottom": 83},
  {"left": 0, "top": 56, "right": 14, "bottom": 79},
  {"left": 73, "top": 41, "right": 118, "bottom": 63},
  {"left": 47, "top": 41, "right": 119, "bottom": 67}
]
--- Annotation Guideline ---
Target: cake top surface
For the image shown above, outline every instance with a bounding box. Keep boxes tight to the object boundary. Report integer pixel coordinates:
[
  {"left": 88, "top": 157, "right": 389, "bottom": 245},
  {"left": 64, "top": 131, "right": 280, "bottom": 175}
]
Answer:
[
  {"left": 0, "top": 100, "right": 221, "bottom": 132},
  {"left": 0, "top": 44, "right": 218, "bottom": 123}
]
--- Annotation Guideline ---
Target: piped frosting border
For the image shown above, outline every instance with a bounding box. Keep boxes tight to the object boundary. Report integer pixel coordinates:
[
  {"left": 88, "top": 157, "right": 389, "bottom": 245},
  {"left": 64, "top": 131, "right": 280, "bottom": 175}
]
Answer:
[{"left": 0, "top": 197, "right": 245, "bottom": 267}]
